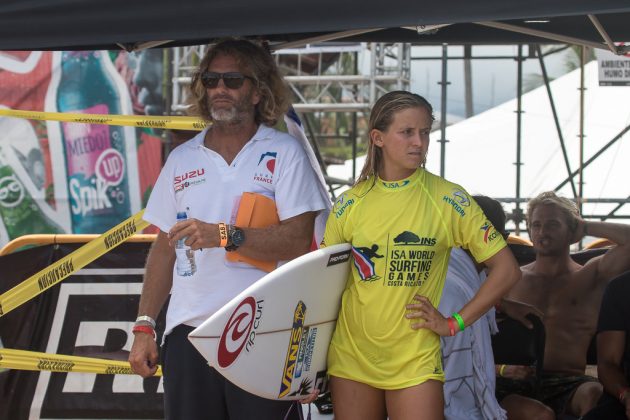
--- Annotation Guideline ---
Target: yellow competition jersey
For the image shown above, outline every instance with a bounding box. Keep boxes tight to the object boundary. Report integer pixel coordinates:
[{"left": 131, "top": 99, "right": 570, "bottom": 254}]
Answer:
[{"left": 323, "top": 168, "right": 506, "bottom": 389}]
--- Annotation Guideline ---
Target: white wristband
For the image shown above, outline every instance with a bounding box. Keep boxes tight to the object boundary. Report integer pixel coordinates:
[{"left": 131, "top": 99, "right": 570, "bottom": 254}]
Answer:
[{"left": 135, "top": 315, "right": 156, "bottom": 329}]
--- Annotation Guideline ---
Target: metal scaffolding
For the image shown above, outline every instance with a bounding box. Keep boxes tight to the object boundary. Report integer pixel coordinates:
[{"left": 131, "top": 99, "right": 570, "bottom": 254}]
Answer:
[
  {"left": 412, "top": 44, "right": 630, "bottom": 231},
  {"left": 168, "top": 42, "right": 629, "bottom": 228},
  {"left": 170, "top": 42, "right": 411, "bottom": 196},
  {"left": 171, "top": 43, "right": 410, "bottom": 113}
]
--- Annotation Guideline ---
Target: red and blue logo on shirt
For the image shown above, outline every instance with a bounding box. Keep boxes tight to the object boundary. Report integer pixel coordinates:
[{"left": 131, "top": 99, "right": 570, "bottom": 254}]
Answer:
[
  {"left": 253, "top": 152, "right": 277, "bottom": 185},
  {"left": 258, "top": 152, "right": 277, "bottom": 175},
  {"left": 352, "top": 244, "right": 383, "bottom": 282},
  {"left": 480, "top": 221, "right": 500, "bottom": 243}
]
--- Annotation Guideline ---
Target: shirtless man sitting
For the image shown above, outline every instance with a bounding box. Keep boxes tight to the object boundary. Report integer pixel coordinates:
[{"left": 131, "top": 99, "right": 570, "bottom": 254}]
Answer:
[{"left": 497, "top": 191, "right": 630, "bottom": 420}]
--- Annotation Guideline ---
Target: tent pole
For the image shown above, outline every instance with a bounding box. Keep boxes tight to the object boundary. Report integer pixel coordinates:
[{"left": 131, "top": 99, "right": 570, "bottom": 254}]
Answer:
[
  {"left": 602, "top": 195, "right": 630, "bottom": 221},
  {"left": 352, "top": 51, "right": 359, "bottom": 183},
  {"left": 370, "top": 43, "right": 377, "bottom": 107},
  {"left": 464, "top": 45, "right": 473, "bottom": 117},
  {"left": 301, "top": 112, "right": 335, "bottom": 199},
  {"left": 514, "top": 45, "right": 524, "bottom": 235},
  {"left": 274, "top": 28, "right": 383, "bottom": 50},
  {"left": 554, "top": 124, "right": 630, "bottom": 190},
  {"left": 588, "top": 15, "right": 621, "bottom": 55},
  {"left": 578, "top": 46, "right": 586, "bottom": 217},
  {"left": 535, "top": 45, "right": 578, "bottom": 198},
  {"left": 475, "top": 22, "right": 606, "bottom": 52},
  {"left": 438, "top": 44, "right": 449, "bottom": 177}
]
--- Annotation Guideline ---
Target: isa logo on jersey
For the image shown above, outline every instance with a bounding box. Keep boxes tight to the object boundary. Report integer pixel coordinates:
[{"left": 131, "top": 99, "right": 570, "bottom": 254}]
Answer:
[{"left": 253, "top": 151, "right": 277, "bottom": 185}]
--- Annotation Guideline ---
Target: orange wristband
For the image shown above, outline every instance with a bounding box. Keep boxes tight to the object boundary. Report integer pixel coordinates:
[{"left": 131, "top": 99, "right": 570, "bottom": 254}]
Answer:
[
  {"left": 218, "top": 223, "right": 228, "bottom": 247},
  {"left": 132, "top": 325, "right": 156, "bottom": 341}
]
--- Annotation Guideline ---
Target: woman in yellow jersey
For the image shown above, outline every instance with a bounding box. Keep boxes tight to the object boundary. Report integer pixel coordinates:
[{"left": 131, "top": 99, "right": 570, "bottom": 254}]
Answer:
[{"left": 322, "top": 91, "right": 521, "bottom": 420}]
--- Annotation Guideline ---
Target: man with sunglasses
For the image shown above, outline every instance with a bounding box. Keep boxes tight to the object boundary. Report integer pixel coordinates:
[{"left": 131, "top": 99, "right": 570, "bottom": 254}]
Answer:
[{"left": 129, "top": 38, "right": 330, "bottom": 420}]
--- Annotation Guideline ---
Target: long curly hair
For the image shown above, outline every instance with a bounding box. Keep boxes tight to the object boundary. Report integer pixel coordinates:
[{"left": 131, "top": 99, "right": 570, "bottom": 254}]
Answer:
[
  {"left": 356, "top": 90, "right": 435, "bottom": 184},
  {"left": 188, "top": 38, "right": 290, "bottom": 126}
]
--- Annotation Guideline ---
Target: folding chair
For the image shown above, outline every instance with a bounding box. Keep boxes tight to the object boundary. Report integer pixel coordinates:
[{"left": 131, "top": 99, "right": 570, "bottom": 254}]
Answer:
[{"left": 492, "top": 313, "right": 546, "bottom": 392}]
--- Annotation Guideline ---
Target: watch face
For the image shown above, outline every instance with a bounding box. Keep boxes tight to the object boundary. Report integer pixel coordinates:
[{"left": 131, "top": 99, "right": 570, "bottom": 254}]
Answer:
[{"left": 232, "top": 228, "right": 245, "bottom": 246}]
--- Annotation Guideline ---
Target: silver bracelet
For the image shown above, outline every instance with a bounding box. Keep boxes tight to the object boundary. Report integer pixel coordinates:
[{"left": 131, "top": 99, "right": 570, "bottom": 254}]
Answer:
[{"left": 135, "top": 315, "right": 156, "bottom": 329}]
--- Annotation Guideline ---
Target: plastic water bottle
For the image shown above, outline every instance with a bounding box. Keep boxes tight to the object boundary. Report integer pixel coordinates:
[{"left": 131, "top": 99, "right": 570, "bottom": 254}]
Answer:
[
  {"left": 175, "top": 211, "right": 196, "bottom": 276},
  {"left": 57, "top": 50, "right": 136, "bottom": 233}
]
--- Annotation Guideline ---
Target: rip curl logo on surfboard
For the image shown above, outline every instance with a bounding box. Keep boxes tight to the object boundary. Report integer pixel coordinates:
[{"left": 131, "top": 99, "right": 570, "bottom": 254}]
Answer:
[
  {"left": 217, "top": 297, "right": 256, "bottom": 368},
  {"left": 351, "top": 245, "right": 383, "bottom": 282}
]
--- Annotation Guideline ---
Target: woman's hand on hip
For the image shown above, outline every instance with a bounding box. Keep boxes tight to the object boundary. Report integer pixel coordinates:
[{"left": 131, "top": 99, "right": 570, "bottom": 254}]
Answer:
[{"left": 405, "top": 294, "right": 450, "bottom": 336}]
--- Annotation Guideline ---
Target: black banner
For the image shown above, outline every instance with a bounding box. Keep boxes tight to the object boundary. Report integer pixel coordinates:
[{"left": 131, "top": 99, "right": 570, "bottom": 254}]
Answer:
[{"left": 0, "top": 242, "right": 166, "bottom": 419}]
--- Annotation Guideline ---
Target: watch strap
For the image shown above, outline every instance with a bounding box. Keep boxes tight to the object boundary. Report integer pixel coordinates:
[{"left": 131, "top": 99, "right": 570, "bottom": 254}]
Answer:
[
  {"left": 218, "top": 223, "right": 228, "bottom": 247},
  {"left": 225, "top": 224, "right": 240, "bottom": 252}
]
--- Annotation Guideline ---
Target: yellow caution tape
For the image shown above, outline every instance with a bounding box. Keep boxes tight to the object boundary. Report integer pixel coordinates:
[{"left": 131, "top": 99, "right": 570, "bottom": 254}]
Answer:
[
  {"left": 0, "top": 348, "right": 161, "bottom": 376},
  {"left": 0, "top": 108, "right": 208, "bottom": 131},
  {"left": 0, "top": 210, "right": 149, "bottom": 318}
]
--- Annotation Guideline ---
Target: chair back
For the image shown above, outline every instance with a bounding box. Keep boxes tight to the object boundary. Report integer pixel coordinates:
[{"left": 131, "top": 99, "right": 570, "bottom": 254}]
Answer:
[{"left": 492, "top": 314, "right": 546, "bottom": 386}]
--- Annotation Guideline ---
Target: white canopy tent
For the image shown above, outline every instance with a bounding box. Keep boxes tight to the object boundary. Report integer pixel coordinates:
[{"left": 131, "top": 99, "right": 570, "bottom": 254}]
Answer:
[{"left": 327, "top": 60, "right": 630, "bottom": 229}]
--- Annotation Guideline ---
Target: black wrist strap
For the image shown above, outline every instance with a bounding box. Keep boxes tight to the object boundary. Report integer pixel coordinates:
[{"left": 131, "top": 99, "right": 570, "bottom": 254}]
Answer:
[{"left": 225, "top": 224, "right": 237, "bottom": 251}]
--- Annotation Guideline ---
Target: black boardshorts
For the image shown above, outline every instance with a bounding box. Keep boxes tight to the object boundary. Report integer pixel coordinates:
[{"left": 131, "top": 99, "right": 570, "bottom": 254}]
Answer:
[
  {"left": 496, "top": 373, "right": 598, "bottom": 416},
  {"left": 162, "top": 324, "right": 303, "bottom": 420}
]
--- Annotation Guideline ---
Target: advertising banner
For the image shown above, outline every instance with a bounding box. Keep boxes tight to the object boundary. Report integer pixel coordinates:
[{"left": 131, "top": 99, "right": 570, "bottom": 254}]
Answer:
[
  {"left": 0, "top": 50, "right": 164, "bottom": 245},
  {"left": 0, "top": 242, "right": 165, "bottom": 419}
]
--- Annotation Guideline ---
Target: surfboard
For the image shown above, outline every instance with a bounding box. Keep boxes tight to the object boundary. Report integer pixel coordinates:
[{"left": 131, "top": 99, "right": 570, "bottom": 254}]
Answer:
[{"left": 188, "top": 243, "right": 352, "bottom": 401}]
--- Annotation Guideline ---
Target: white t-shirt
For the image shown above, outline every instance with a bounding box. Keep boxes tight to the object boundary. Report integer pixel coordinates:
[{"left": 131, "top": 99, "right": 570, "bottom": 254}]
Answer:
[
  {"left": 144, "top": 124, "right": 330, "bottom": 336},
  {"left": 439, "top": 248, "right": 506, "bottom": 420}
]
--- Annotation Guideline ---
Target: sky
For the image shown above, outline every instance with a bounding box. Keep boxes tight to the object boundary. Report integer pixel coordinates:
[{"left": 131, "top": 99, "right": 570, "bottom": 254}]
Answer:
[{"left": 408, "top": 44, "right": 578, "bottom": 119}]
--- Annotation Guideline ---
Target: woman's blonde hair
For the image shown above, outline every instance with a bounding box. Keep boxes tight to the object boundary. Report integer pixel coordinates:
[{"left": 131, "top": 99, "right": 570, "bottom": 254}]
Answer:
[
  {"left": 356, "top": 91, "right": 435, "bottom": 184},
  {"left": 188, "top": 38, "right": 290, "bottom": 126}
]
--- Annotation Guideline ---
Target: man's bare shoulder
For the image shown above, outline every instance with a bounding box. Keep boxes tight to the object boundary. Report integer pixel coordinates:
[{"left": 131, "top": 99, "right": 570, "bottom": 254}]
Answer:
[
  {"left": 521, "top": 257, "right": 601, "bottom": 291},
  {"left": 520, "top": 261, "right": 536, "bottom": 275},
  {"left": 508, "top": 263, "right": 548, "bottom": 304},
  {"left": 519, "top": 262, "right": 550, "bottom": 282}
]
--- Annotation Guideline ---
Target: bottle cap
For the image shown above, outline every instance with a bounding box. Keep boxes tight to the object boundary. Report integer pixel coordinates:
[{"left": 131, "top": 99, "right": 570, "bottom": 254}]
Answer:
[{"left": 176, "top": 211, "right": 187, "bottom": 220}]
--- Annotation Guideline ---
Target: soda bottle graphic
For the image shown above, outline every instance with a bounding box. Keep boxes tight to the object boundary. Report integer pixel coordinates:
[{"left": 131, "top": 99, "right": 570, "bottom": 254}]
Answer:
[
  {"left": 57, "top": 51, "right": 133, "bottom": 233},
  {"left": 0, "top": 146, "right": 64, "bottom": 240}
]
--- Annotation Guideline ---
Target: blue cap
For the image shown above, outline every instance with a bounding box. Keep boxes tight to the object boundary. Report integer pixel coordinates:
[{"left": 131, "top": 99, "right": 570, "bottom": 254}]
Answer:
[{"left": 176, "top": 211, "right": 187, "bottom": 221}]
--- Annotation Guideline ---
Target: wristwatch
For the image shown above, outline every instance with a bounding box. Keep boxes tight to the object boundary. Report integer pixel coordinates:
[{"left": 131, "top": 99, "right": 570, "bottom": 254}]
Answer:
[{"left": 225, "top": 225, "right": 245, "bottom": 252}]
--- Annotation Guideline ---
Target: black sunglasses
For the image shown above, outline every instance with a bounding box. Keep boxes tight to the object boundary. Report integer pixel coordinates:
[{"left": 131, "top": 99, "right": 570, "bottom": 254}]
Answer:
[{"left": 200, "top": 71, "right": 255, "bottom": 89}]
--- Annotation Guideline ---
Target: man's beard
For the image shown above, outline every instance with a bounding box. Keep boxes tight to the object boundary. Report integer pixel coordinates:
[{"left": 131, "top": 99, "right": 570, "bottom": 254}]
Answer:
[
  {"left": 209, "top": 90, "right": 253, "bottom": 124},
  {"left": 211, "top": 106, "right": 241, "bottom": 123}
]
